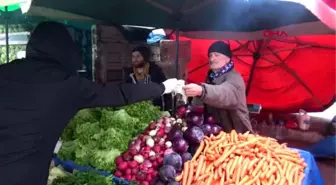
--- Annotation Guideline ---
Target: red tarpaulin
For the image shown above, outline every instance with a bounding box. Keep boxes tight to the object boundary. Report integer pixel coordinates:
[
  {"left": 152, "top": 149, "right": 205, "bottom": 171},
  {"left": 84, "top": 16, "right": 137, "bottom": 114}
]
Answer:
[{"left": 175, "top": 35, "right": 336, "bottom": 112}]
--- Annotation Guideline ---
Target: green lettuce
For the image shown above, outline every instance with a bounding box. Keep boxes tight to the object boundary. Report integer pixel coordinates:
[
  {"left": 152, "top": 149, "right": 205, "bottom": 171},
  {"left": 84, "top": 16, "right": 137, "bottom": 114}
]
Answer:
[{"left": 57, "top": 102, "right": 164, "bottom": 173}]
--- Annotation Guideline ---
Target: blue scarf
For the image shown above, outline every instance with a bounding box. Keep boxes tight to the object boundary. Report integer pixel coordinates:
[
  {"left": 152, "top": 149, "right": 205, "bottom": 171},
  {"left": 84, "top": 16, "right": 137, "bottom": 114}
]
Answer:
[{"left": 209, "top": 60, "right": 234, "bottom": 80}]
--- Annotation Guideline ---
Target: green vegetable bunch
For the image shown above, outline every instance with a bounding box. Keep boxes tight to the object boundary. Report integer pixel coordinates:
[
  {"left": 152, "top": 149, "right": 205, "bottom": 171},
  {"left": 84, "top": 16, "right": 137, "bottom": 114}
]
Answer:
[
  {"left": 57, "top": 102, "right": 162, "bottom": 172},
  {"left": 51, "top": 170, "right": 113, "bottom": 185},
  {"left": 121, "top": 101, "right": 162, "bottom": 124}
]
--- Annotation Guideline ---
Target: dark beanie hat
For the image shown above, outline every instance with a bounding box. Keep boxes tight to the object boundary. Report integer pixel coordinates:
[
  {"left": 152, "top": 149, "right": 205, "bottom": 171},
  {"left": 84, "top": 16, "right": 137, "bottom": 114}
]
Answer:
[
  {"left": 208, "top": 41, "right": 232, "bottom": 58},
  {"left": 132, "top": 46, "right": 151, "bottom": 62}
]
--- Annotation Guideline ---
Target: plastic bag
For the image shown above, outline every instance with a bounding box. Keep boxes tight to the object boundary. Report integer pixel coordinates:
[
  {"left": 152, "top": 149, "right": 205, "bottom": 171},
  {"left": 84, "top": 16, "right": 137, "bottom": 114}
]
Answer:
[{"left": 297, "top": 109, "right": 311, "bottom": 131}]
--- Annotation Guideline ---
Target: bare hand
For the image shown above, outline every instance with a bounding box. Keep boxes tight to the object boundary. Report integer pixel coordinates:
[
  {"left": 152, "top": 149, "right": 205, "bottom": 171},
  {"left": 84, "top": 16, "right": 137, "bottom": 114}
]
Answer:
[{"left": 184, "top": 83, "right": 203, "bottom": 97}]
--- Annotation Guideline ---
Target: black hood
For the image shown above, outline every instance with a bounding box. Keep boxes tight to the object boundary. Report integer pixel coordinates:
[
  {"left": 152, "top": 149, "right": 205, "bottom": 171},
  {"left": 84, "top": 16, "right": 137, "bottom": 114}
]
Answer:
[{"left": 26, "top": 21, "right": 82, "bottom": 74}]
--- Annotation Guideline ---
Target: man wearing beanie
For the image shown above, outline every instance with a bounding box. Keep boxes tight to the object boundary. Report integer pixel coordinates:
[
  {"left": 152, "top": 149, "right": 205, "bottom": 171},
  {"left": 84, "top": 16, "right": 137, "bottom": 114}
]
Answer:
[
  {"left": 184, "top": 41, "right": 253, "bottom": 133},
  {"left": 124, "top": 46, "right": 172, "bottom": 111}
]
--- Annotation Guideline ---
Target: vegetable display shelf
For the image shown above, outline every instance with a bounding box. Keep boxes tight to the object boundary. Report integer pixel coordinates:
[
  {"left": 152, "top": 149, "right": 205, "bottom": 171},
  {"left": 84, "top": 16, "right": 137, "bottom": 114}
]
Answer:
[
  {"left": 52, "top": 156, "right": 132, "bottom": 185},
  {"left": 53, "top": 148, "right": 324, "bottom": 185}
]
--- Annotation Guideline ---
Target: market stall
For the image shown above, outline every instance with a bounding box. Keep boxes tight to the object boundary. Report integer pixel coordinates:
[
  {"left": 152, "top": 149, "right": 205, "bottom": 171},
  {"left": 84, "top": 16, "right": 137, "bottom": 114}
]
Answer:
[
  {"left": 0, "top": 1, "right": 332, "bottom": 185},
  {"left": 48, "top": 102, "right": 326, "bottom": 185}
]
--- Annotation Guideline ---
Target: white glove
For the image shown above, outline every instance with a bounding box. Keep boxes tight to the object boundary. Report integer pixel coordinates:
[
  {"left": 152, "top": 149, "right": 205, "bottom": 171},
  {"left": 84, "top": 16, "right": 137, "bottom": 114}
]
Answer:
[
  {"left": 162, "top": 78, "right": 178, "bottom": 94},
  {"left": 174, "top": 80, "right": 185, "bottom": 94}
]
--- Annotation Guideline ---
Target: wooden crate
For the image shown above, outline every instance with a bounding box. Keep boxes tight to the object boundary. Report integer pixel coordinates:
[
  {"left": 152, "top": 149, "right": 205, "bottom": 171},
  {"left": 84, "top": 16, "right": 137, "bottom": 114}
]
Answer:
[
  {"left": 92, "top": 25, "right": 132, "bottom": 84},
  {"left": 92, "top": 25, "right": 192, "bottom": 83}
]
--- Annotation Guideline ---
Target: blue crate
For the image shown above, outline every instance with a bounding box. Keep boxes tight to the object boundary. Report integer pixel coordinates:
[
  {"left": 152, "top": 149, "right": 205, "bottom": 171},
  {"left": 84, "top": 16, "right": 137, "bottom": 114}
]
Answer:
[
  {"left": 306, "top": 136, "right": 336, "bottom": 158},
  {"left": 53, "top": 149, "right": 324, "bottom": 185},
  {"left": 52, "top": 157, "right": 132, "bottom": 185}
]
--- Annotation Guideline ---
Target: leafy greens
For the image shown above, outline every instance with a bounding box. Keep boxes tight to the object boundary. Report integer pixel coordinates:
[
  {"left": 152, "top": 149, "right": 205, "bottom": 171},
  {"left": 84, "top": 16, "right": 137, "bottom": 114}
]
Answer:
[{"left": 57, "top": 101, "right": 162, "bottom": 172}]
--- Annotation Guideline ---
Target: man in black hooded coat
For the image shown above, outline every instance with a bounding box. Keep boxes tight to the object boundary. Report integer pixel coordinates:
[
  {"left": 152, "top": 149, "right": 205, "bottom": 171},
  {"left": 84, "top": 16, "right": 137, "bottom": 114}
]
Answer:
[{"left": 0, "top": 21, "right": 179, "bottom": 185}]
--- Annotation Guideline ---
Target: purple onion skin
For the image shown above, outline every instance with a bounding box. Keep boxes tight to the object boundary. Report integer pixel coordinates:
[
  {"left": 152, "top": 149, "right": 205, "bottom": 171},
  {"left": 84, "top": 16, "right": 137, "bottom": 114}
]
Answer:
[
  {"left": 172, "top": 138, "right": 189, "bottom": 153},
  {"left": 211, "top": 124, "right": 223, "bottom": 136},
  {"left": 201, "top": 124, "right": 213, "bottom": 136},
  {"left": 204, "top": 114, "right": 216, "bottom": 124},
  {"left": 168, "top": 128, "right": 183, "bottom": 141},
  {"left": 186, "top": 112, "right": 203, "bottom": 127}
]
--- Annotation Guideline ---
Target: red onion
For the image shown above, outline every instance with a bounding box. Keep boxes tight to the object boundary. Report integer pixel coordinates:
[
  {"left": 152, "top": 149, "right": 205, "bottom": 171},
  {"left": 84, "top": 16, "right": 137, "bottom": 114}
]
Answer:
[
  {"left": 205, "top": 114, "right": 216, "bottom": 124},
  {"left": 143, "top": 160, "right": 153, "bottom": 168}
]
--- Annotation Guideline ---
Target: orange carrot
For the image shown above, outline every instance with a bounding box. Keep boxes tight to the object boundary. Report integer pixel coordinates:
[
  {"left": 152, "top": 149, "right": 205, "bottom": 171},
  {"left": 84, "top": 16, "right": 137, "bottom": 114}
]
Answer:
[
  {"left": 178, "top": 130, "right": 306, "bottom": 185},
  {"left": 192, "top": 141, "right": 205, "bottom": 160},
  {"left": 195, "top": 155, "right": 204, "bottom": 178},
  {"left": 213, "top": 145, "right": 237, "bottom": 166},
  {"left": 182, "top": 162, "right": 189, "bottom": 185},
  {"left": 186, "top": 162, "right": 194, "bottom": 185},
  {"left": 175, "top": 172, "right": 183, "bottom": 181}
]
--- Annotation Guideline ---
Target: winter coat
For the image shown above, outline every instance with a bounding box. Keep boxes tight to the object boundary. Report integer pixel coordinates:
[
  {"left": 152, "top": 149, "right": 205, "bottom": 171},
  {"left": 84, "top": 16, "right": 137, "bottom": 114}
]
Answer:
[
  {"left": 199, "top": 69, "right": 253, "bottom": 133},
  {"left": 0, "top": 22, "right": 165, "bottom": 185}
]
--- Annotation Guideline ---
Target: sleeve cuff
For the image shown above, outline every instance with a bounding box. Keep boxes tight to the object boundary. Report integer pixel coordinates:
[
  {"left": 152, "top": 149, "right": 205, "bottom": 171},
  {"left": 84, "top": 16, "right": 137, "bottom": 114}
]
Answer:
[{"left": 198, "top": 84, "right": 207, "bottom": 100}]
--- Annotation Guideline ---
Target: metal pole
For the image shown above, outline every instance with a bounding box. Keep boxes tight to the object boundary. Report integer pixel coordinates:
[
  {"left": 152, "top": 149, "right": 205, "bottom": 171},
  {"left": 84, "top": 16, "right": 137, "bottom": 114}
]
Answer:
[
  {"left": 5, "top": 6, "right": 9, "bottom": 63},
  {"left": 171, "top": 29, "right": 180, "bottom": 117},
  {"left": 175, "top": 28, "right": 180, "bottom": 78}
]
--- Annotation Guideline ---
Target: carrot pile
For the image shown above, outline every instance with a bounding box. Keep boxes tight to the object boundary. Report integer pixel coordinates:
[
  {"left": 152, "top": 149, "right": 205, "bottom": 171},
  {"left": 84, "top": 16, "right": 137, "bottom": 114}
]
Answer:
[{"left": 176, "top": 130, "right": 307, "bottom": 185}]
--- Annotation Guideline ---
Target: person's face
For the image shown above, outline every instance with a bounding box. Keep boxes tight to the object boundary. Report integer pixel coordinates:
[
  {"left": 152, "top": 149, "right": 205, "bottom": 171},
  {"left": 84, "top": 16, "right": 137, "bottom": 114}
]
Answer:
[
  {"left": 208, "top": 52, "right": 230, "bottom": 71},
  {"left": 132, "top": 51, "right": 145, "bottom": 68}
]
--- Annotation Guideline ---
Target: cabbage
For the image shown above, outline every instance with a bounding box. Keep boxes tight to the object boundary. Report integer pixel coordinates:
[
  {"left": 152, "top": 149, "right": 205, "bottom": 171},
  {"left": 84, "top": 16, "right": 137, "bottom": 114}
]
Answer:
[
  {"left": 167, "top": 181, "right": 180, "bottom": 185},
  {"left": 159, "top": 165, "right": 177, "bottom": 182},
  {"left": 181, "top": 152, "right": 192, "bottom": 163},
  {"left": 184, "top": 126, "right": 204, "bottom": 144},
  {"left": 163, "top": 152, "right": 183, "bottom": 171}
]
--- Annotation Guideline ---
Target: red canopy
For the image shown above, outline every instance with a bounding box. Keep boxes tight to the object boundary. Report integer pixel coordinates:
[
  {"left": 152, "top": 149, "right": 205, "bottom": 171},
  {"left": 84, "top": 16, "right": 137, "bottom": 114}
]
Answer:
[{"left": 176, "top": 35, "right": 335, "bottom": 112}]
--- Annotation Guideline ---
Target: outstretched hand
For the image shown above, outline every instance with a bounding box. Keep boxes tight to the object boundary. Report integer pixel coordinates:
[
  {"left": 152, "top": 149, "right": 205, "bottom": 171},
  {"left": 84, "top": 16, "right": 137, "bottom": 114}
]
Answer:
[{"left": 184, "top": 83, "right": 203, "bottom": 97}]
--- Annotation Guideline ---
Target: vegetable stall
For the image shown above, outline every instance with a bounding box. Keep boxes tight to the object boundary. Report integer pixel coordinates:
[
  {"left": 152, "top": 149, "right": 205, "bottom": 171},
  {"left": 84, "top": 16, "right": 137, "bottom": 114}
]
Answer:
[{"left": 50, "top": 103, "right": 324, "bottom": 185}]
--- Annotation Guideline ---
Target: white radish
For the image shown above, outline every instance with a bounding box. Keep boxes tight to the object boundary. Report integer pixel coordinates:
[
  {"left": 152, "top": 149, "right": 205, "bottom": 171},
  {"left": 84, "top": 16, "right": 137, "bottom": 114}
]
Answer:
[
  {"left": 159, "top": 138, "right": 165, "bottom": 145},
  {"left": 149, "top": 151, "right": 156, "bottom": 156},
  {"left": 176, "top": 118, "right": 183, "bottom": 124},
  {"left": 165, "top": 123, "right": 172, "bottom": 128},
  {"left": 146, "top": 137, "right": 155, "bottom": 147},
  {"left": 134, "top": 155, "right": 144, "bottom": 163},
  {"left": 165, "top": 141, "right": 172, "bottom": 148},
  {"left": 149, "top": 130, "right": 157, "bottom": 137},
  {"left": 181, "top": 126, "right": 188, "bottom": 132}
]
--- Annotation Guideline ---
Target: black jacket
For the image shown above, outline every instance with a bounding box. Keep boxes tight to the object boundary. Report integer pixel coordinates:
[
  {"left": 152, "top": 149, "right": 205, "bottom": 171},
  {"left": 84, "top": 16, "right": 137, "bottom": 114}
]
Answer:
[
  {"left": 124, "top": 63, "right": 172, "bottom": 111},
  {"left": 0, "top": 22, "right": 165, "bottom": 185}
]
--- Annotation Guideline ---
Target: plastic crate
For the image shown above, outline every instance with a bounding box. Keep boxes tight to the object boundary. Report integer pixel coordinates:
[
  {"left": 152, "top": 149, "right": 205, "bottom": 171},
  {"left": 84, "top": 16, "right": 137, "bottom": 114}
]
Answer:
[
  {"left": 52, "top": 149, "right": 323, "bottom": 185},
  {"left": 52, "top": 157, "right": 132, "bottom": 185}
]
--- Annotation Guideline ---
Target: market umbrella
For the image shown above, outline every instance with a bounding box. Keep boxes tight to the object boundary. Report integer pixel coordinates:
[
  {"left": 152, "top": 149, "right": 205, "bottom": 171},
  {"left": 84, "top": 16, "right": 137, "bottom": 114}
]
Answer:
[
  {"left": 180, "top": 35, "right": 336, "bottom": 112},
  {"left": 279, "top": 0, "right": 336, "bottom": 30},
  {"left": 3, "top": 0, "right": 334, "bottom": 71},
  {"left": 16, "top": 0, "right": 332, "bottom": 32}
]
